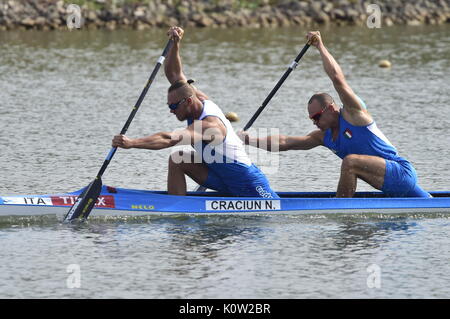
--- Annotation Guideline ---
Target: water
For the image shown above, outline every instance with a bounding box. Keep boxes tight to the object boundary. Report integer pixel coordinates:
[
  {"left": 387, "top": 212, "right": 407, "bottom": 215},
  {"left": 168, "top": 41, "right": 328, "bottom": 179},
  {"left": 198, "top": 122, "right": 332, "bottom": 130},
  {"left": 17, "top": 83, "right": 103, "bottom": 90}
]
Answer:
[{"left": 1, "top": 25, "right": 449, "bottom": 298}]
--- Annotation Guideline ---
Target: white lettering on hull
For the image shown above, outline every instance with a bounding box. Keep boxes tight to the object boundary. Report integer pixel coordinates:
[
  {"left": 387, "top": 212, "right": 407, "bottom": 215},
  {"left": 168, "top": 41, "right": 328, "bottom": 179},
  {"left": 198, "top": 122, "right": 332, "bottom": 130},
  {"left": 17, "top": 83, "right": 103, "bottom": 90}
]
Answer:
[{"left": 1, "top": 197, "right": 53, "bottom": 205}]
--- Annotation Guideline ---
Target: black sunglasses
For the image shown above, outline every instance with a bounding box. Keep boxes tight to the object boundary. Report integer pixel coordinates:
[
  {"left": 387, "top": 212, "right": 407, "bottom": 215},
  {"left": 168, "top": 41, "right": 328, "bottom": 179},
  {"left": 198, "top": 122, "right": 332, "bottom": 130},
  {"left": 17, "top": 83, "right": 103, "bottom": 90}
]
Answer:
[{"left": 168, "top": 96, "right": 192, "bottom": 111}]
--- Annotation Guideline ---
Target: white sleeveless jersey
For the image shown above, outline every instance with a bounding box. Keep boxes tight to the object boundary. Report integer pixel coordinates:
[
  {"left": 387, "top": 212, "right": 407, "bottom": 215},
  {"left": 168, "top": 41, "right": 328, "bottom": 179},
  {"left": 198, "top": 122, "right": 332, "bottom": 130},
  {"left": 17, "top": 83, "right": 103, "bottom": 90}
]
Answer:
[{"left": 197, "top": 100, "right": 252, "bottom": 166}]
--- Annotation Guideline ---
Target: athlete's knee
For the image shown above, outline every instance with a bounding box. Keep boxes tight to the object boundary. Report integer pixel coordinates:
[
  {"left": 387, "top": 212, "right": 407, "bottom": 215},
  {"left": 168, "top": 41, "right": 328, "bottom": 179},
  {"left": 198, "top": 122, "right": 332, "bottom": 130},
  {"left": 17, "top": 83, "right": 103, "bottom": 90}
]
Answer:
[
  {"left": 168, "top": 150, "right": 194, "bottom": 166},
  {"left": 341, "top": 154, "right": 360, "bottom": 173},
  {"left": 168, "top": 152, "right": 181, "bottom": 167}
]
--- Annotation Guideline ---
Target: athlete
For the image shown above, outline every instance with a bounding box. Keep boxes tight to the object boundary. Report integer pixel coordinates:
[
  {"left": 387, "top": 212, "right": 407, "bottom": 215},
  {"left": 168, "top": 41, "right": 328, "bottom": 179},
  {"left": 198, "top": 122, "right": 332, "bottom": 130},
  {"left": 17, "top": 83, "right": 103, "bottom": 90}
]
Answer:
[
  {"left": 112, "top": 27, "right": 278, "bottom": 198},
  {"left": 239, "top": 31, "right": 430, "bottom": 198}
]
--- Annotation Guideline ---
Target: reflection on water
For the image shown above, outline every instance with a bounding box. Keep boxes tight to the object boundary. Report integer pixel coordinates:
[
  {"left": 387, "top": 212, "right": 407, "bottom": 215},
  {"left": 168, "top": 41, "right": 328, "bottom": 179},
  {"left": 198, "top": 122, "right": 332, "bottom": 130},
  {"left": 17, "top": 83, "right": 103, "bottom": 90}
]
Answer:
[
  {"left": 330, "top": 219, "right": 419, "bottom": 251},
  {"left": 0, "top": 213, "right": 449, "bottom": 298}
]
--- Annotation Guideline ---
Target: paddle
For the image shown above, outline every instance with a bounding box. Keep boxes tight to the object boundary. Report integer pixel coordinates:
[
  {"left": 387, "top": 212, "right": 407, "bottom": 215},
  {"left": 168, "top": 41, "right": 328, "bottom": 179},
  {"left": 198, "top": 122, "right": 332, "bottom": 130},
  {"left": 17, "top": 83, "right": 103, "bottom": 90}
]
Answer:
[
  {"left": 243, "top": 40, "right": 313, "bottom": 131},
  {"left": 195, "top": 39, "right": 314, "bottom": 192},
  {"left": 63, "top": 39, "right": 173, "bottom": 222}
]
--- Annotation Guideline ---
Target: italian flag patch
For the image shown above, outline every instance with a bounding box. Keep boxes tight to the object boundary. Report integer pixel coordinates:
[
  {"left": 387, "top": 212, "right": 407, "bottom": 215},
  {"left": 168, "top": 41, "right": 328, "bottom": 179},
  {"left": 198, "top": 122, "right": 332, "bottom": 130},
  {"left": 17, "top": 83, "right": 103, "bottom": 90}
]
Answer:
[{"left": 344, "top": 128, "right": 353, "bottom": 139}]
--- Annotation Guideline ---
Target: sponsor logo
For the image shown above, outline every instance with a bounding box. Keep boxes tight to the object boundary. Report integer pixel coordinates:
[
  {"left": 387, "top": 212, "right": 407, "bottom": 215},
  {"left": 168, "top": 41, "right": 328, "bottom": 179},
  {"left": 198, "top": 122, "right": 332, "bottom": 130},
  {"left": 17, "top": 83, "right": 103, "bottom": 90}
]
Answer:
[
  {"left": 131, "top": 204, "right": 155, "bottom": 210},
  {"left": 206, "top": 200, "right": 281, "bottom": 211},
  {"left": 255, "top": 186, "right": 274, "bottom": 198},
  {"left": 52, "top": 195, "right": 115, "bottom": 208},
  {"left": 1, "top": 195, "right": 115, "bottom": 208}
]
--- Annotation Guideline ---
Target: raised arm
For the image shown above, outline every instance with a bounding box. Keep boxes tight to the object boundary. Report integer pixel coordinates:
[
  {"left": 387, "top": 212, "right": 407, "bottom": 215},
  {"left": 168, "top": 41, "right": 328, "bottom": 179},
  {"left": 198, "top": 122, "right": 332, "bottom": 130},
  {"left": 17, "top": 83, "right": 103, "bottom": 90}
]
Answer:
[
  {"left": 239, "top": 130, "right": 323, "bottom": 152},
  {"left": 307, "top": 31, "right": 365, "bottom": 115},
  {"left": 165, "top": 26, "right": 209, "bottom": 100},
  {"left": 165, "top": 26, "right": 187, "bottom": 84}
]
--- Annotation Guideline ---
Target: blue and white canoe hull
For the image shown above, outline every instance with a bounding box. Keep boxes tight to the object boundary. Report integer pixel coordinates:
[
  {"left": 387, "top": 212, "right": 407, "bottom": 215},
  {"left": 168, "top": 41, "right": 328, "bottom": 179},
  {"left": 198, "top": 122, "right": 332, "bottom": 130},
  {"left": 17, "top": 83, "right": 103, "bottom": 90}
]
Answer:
[{"left": 0, "top": 186, "right": 450, "bottom": 217}]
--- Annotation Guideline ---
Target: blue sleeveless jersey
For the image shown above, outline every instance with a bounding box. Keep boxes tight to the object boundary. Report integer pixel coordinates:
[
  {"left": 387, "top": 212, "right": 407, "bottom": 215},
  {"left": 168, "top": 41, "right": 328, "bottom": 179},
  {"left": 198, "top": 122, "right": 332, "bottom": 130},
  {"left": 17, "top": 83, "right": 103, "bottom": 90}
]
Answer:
[
  {"left": 187, "top": 100, "right": 278, "bottom": 198},
  {"left": 323, "top": 106, "right": 430, "bottom": 198},
  {"left": 323, "top": 110, "right": 407, "bottom": 164}
]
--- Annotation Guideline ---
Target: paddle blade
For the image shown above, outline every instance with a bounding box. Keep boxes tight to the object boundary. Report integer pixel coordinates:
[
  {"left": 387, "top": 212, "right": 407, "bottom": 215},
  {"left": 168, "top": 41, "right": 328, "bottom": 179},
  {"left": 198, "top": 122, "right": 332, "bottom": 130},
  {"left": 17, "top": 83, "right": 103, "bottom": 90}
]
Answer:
[{"left": 63, "top": 177, "right": 102, "bottom": 222}]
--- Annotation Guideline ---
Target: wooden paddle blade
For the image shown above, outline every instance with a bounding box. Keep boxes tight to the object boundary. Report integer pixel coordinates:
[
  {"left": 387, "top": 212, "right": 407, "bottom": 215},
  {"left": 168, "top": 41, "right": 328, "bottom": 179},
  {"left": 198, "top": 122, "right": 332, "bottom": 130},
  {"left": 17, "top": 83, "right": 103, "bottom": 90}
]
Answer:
[{"left": 63, "top": 177, "right": 102, "bottom": 222}]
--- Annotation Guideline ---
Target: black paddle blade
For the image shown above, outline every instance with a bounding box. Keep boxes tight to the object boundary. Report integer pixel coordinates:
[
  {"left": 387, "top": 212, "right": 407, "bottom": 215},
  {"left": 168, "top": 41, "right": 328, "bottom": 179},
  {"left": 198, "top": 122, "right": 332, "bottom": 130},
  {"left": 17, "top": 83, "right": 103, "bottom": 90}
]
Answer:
[{"left": 63, "top": 177, "right": 102, "bottom": 222}]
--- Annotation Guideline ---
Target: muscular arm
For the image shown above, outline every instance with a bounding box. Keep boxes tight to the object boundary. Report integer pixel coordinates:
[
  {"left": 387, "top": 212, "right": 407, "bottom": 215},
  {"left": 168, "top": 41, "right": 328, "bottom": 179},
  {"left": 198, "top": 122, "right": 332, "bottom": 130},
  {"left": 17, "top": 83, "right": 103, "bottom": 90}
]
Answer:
[
  {"left": 165, "top": 26, "right": 209, "bottom": 100},
  {"left": 316, "top": 43, "right": 363, "bottom": 113},
  {"left": 306, "top": 31, "right": 365, "bottom": 117},
  {"left": 164, "top": 35, "right": 187, "bottom": 85},
  {"left": 242, "top": 130, "right": 323, "bottom": 151},
  {"left": 112, "top": 132, "right": 181, "bottom": 150},
  {"left": 112, "top": 117, "right": 226, "bottom": 150}
]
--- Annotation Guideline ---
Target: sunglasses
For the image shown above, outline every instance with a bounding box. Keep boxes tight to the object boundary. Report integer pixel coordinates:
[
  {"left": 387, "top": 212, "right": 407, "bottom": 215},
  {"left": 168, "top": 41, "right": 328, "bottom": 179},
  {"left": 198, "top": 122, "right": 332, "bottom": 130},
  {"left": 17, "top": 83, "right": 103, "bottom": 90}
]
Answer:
[
  {"left": 309, "top": 106, "right": 327, "bottom": 122},
  {"left": 168, "top": 96, "right": 192, "bottom": 111}
]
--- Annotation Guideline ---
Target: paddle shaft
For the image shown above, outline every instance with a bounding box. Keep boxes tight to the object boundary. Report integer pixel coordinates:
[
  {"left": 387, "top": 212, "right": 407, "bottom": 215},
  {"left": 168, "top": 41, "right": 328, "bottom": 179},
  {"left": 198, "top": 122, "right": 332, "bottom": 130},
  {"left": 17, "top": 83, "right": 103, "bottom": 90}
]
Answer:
[
  {"left": 243, "top": 42, "right": 310, "bottom": 131},
  {"left": 64, "top": 40, "right": 173, "bottom": 221},
  {"left": 97, "top": 40, "right": 173, "bottom": 178},
  {"left": 195, "top": 42, "right": 311, "bottom": 192}
]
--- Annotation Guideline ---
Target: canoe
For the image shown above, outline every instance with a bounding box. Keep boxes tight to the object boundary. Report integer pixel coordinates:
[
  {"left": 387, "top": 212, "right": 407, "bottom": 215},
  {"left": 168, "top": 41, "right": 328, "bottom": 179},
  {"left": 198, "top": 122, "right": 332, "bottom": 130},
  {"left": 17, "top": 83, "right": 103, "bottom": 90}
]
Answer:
[{"left": 1, "top": 185, "right": 450, "bottom": 217}]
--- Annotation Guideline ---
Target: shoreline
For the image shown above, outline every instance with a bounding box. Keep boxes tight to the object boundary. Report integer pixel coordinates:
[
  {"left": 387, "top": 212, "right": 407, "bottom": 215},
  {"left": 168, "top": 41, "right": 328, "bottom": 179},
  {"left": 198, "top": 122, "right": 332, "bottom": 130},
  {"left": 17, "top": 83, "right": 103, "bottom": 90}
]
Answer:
[{"left": 0, "top": 0, "right": 449, "bottom": 31}]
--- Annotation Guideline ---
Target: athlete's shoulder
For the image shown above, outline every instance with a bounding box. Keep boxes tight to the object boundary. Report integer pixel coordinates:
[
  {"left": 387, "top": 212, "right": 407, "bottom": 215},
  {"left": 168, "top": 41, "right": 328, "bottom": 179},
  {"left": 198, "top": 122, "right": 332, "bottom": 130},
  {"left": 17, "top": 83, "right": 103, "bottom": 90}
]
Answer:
[
  {"left": 309, "top": 129, "right": 325, "bottom": 145},
  {"left": 202, "top": 99, "right": 224, "bottom": 116},
  {"left": 341, "top": 106, "right": 373, "bottom": 126}
]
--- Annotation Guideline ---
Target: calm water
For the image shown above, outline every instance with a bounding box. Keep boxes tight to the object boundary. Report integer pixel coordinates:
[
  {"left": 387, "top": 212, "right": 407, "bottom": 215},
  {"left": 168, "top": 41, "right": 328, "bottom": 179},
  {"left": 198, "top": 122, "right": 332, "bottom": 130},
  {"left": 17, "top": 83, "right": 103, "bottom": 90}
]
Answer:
[{"left": 1, "top": 25, "right": 449, "bottom": 298}]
